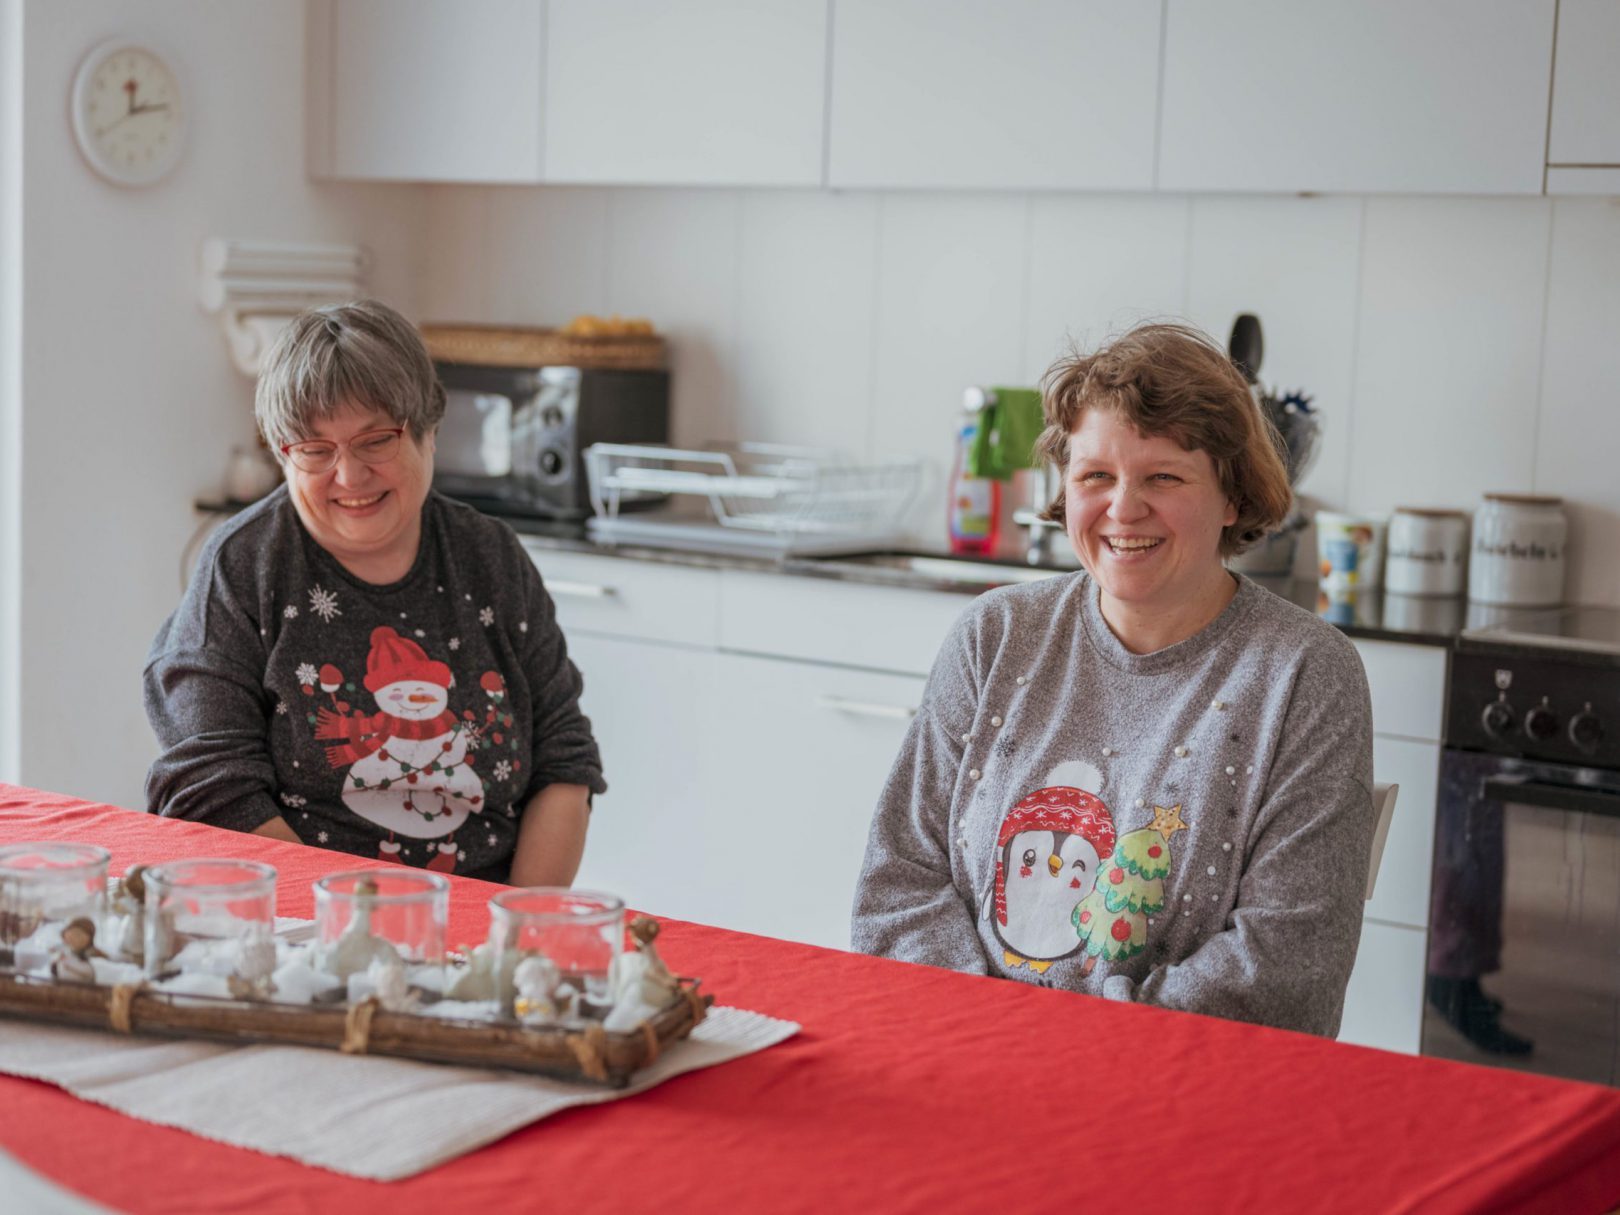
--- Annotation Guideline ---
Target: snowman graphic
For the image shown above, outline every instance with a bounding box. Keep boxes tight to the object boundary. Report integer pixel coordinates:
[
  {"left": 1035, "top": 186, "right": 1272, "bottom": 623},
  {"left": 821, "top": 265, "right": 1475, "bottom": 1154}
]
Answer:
[
  {"left": 981, "top": 760, "right": 1117, "bottom": 975},
  {"left": 311, "top": 626, "right": 489, "bottom": 871}
]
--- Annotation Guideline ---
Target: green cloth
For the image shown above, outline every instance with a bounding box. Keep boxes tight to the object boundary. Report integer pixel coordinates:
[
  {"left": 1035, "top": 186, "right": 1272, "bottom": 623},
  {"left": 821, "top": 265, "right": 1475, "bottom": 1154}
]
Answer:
[{"left": 966, "top": 387, "right": 1044, "bottom": 480}]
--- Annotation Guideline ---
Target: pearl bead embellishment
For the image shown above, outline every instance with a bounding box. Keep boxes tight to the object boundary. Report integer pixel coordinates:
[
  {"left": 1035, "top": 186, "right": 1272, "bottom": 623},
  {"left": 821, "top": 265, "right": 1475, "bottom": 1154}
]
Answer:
[
  {"left": 969, "top": 769, "right": 981, "bottom": 780},
  {"left": 991, "top": 715, "right": 1002, "bottom": 727},
  {"left": 1174, "top": 745, "right": 1188, "bottom": 758}
]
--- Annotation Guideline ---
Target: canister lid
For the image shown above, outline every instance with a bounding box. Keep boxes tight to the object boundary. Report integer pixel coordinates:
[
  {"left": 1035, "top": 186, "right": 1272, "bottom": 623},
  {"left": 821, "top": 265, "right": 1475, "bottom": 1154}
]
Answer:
[
  {"left": 1393, "top": 506, "right": 1468, "bottom": 518},
  {"left": 1483, "top": 493, "right": 1563, "bottom": 507}
]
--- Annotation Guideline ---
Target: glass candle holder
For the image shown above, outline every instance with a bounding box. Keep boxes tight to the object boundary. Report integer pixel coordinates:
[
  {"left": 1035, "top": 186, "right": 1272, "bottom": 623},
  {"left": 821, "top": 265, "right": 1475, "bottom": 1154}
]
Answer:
[
  {"left": 144, "top": 859, "right": 277, "bottom": 983},
  {"left": 0, "top": 843, "right": 110, "bottom": 974},
  {"left": 314, "top": 870, "right": 449, "bottom": 983},
  {"left": 489, "top": 888, "right": 624, "bottom": 1019}
]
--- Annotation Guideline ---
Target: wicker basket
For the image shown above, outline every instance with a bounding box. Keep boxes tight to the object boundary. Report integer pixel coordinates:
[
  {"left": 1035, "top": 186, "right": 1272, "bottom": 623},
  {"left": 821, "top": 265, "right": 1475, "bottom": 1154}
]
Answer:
[{"left": 420, "top": 323, "right": 666, "bottom": 371}]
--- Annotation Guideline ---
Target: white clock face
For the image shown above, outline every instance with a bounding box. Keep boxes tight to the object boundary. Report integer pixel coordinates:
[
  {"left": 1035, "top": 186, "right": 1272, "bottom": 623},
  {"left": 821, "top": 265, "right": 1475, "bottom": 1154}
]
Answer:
[{"left": 71, "top": 42, "right": 185, "bottom": 186}]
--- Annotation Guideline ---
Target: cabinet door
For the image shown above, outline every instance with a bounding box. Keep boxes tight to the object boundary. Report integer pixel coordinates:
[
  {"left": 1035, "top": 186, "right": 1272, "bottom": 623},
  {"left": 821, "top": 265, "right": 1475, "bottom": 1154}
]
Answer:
[
  {"left": 705, "top": 653, "right": 926, "bottom": 950},
  {"left": 827, "top": 0, "right": 1160, "bottom": 190},
  {"left": 1339, "top": 917, "right": 1427, "bottom": 1054},
  {"left": 1159, "top": 0, "right": 1555, "bottom": 195},
  {"left": 1549, "top": 0, "right": 1620, "bottom": 168},
  {"left": 315, "top": 0, "right": 544, "bottom": 182},
  {"left": 1367, "top": 736, "right": 1440, "bottom": 930},
  {"left": 566, "top": 633, "right": 723, "bottom": 925},
  {"left": 544, "top": 0, "right": 827, "bottom": 186}
]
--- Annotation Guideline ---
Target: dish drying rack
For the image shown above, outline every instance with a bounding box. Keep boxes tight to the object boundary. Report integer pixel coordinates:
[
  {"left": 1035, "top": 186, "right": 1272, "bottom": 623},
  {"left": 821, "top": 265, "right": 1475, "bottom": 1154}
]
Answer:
[{"left": 584, "top": 443, "right": 922, "bottom": 557}]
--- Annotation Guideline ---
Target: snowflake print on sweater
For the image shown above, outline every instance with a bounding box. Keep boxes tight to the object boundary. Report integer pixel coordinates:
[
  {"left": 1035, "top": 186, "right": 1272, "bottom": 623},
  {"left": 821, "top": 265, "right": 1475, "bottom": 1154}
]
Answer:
[{"left": 308, "top": 586, "right": 341, "bottom": 622}]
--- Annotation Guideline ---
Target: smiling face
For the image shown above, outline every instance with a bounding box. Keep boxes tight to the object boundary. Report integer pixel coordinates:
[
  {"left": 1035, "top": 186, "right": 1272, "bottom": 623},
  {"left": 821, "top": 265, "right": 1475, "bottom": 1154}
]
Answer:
[
  {"left": 1065, "top": 407, "right": 1237, "bottom": 648},
  {"left": 374, "top": 678, "right": 450, "bottom": 720},
  {"left": 284, "top": 403, "right": 435, "bottom": 584}
]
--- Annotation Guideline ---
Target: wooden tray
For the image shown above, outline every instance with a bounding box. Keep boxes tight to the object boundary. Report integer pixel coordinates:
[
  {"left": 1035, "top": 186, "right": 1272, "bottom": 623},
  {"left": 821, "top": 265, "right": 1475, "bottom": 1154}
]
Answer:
[
  {"left": 420, "top": 323, "right": 667, "bottom": 371},
  {"left": 0, "top": 971, "right": 711, "bottom": 1088}
]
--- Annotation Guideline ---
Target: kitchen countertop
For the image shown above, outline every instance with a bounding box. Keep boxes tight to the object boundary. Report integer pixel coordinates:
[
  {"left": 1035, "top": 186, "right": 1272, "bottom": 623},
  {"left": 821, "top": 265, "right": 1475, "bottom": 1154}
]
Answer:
[{"left": 498, "top": 515, "right": 1463, "bottom": 648}]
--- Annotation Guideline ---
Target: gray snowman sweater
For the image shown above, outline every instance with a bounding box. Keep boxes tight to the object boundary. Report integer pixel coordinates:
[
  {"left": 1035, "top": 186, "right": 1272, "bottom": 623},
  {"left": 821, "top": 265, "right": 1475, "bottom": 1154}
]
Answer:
[
  {"left": 144, "top": 487, "right": 605, "bottom": 880},
  {"left": 851, "top": 573, "right": 1374, "bottom": 1037}
]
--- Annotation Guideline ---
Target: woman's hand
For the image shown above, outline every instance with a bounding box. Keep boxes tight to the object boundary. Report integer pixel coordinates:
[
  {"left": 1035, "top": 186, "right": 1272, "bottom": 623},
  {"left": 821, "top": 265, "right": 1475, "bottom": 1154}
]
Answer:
[
  {"left": 250, "top": 815, "right": 303, "bottom": 844},
  {"left": 507, "top": 783, "right": 591, "bottom": 888}
]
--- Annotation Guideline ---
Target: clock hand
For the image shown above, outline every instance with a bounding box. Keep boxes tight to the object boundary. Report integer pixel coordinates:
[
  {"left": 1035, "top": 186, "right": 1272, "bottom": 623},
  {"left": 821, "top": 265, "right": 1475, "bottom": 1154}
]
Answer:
[{"left": 129, "top": 101, "right": 170, "bottom": 117}]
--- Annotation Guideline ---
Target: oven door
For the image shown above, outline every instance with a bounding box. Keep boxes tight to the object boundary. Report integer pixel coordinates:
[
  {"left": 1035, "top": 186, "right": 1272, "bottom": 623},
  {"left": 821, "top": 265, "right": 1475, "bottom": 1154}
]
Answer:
[{"left": 1424, "top": 750, "right": 1620, "bottom": 1084}]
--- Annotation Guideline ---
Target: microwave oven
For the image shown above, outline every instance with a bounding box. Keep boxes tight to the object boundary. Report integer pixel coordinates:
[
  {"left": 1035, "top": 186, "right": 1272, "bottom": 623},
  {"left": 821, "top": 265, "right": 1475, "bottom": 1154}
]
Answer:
[{"left": 431, "top": 362, "right": 670, "bottom": 519}]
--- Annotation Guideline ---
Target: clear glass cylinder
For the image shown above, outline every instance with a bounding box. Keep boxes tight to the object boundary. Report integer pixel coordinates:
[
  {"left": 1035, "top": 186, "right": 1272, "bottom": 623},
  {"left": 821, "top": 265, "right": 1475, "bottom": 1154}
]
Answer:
[
  {"left": 0, "top": 843, "right": 110, "bottom": 974},
  {"left": 489, "top": 888, "right": 624, "bottom": 1019},
  {"left": 314, "top": 869, "right": 449, "bottom": 979},
  {"left": 144, "top": 859, "right": 277, "bottom": 982}
]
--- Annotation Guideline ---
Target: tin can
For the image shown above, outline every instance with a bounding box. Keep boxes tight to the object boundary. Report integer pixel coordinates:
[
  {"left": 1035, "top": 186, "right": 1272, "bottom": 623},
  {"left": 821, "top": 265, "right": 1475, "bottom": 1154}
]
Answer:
[{"left": 1467, "top": 494, "right": 1567, "bottom": 607}]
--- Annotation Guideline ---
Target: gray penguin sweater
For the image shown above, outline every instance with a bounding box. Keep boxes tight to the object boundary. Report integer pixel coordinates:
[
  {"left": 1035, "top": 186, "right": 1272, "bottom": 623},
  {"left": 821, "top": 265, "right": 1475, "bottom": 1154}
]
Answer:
[{"left": 851, "top": 573, "right": 1374, "bottom": 1037}]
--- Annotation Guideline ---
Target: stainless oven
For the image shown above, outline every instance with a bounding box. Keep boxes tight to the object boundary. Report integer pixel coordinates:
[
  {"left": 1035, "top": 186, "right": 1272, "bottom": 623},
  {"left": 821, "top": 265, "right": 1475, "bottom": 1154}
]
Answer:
[{"left": 1426, "top": 634, "right": 1620, "bottom": 1085}]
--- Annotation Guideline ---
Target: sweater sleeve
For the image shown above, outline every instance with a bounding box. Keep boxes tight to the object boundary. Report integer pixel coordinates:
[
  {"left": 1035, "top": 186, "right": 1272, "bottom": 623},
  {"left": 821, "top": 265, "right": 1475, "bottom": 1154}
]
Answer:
[
  {"left": 1107, "top": 636, "right": 1376, "bottom": 1036},
  {"left": 518, "top": 550, "right": 607, "bottom": 800},
  {"left": 143, "top": 556, "right": 283, "bottom": 833},
  {"left": 851, "top": 608, "right": 991, "bottom": 974}
]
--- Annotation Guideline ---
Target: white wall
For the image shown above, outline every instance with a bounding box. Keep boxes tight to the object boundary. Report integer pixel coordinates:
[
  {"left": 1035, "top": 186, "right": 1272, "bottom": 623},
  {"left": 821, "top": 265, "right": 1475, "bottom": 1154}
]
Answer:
[
  {"left": 421, "top": 185, "right": 1620, "bottom": 603},
  {"left": 2, "top": 1, "right": 426, "bottom": 805},
  {"left": 2, "top": 0, "right": 23, "bottom": 783}
]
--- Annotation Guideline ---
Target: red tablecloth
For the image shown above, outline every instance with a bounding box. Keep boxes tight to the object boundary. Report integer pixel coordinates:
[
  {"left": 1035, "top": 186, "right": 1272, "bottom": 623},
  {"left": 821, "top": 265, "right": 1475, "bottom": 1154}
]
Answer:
[{"left": 3, "top": 783, "right": 1620, "bottom": 1215}]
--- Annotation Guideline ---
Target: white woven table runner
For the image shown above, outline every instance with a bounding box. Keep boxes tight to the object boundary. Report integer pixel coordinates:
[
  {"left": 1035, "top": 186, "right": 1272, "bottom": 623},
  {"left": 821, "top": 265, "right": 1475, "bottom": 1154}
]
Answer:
[{"left": 0, "top": 1005, "right": 799, "bottom": 1181}]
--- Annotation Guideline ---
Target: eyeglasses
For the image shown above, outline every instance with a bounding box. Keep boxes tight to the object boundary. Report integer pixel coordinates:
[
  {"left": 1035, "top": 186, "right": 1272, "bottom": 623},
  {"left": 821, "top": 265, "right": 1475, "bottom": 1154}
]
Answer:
[{"left": 280, "top": 426, "right": 405, "bottom": 474}]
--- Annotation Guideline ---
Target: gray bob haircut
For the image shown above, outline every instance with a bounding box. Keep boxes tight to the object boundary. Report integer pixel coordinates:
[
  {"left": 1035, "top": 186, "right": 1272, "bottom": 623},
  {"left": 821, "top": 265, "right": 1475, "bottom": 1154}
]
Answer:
[{"left": 254, "top": 299, "right": 446, "bottom": 455}]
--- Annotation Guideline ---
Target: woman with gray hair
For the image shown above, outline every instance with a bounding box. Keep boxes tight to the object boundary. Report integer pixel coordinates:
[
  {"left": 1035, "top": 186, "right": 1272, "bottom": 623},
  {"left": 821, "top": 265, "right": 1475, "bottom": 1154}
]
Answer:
[{"left": 144, "top": 299, "right": 604, "bottom": 883}]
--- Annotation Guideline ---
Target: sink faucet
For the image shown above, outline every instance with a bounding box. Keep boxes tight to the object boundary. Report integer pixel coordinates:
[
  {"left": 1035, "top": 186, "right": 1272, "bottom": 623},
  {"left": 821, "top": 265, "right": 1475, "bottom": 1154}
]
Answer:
[{"left": 1011, "top": 467, "right": 1071, "bottom": 566}]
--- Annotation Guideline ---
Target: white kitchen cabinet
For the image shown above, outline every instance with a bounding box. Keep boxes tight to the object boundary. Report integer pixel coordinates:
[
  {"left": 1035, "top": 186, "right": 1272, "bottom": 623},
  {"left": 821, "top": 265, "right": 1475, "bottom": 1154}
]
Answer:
[
  {"left": 523, "top": 545, "right": 722, "bottom": 648},
  {"left": 702, "top": 653, "right": 924, "bottom": 948},
  {"left": 1548, "top": 0, "right": 1620, "bottom": 171},
  {"left": 567, "top": 632, "right": 724, "bottom": 924},
  {"left": 544, "top": 0, "right": 828, "bottom": 187},
  {"left": 826, "top": 0, "right": 1161, "bottom": 190},
  {"left": 719, "top": 569, "right": 968, "bottom": 678},
  {"left": 308, "top": 0, "right": 544, "bottom": 182},
  {"left": 1339, "top": 917, "right": 1427, "bottom": 1054},
  {"left": 1159, "top": 0, "right": 1555, "bottom": 195},
  {"left": 1353, "top": 638, "right": 1448, "bottom": 744},
  {"left": 1366, "top": 735, "right": 1441, "bottom": 931}
]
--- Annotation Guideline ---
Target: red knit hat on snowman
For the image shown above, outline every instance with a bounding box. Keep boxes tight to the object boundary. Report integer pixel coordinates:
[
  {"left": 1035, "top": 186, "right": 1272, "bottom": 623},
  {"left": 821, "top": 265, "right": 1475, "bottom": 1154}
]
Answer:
[{"left": 315, "top": 627, "right": 458, "bottom": 765}]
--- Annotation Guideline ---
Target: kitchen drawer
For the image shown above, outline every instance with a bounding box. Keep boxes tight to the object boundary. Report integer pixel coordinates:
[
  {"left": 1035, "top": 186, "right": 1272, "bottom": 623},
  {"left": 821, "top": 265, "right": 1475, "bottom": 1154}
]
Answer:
[
  {"left": 719, "top": 569, "right": 970, "bottom": 677},
  {"left": 1351, "top": 639, "right": 1448, "bottom": 743},
  {"left": 521, "top": 544, "right": 720, "bottom": 648},
  {"left": 1367, "top": 736, "right": 1440, "bottom": 930},
  {"left": 1338, "top": 917, "right": 1426, "bottom": 1055}
]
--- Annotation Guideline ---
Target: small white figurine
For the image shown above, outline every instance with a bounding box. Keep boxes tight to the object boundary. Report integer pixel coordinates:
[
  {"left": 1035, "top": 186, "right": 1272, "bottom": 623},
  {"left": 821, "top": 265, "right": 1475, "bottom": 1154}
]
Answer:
[
  {"left": 50, "top": 917, "right": 105, "bottom": 984},
  {"left": 225, "top": 935, "right": 278, "bottom": 1000},
  {"left": 107, "top": 864, "right": 148, "bottom": 964},
  {"left": 319, "top": 875, "right": 402, "bottom": 980},
  {"left": 512, "top": 954, "right": 569, "bottom": 1024},
  {"left": 603, "top": 917, "right": 681, "bottom": 1032},
  {"left": 346, "top": 953, "right": 414, "bottom": 1011}
]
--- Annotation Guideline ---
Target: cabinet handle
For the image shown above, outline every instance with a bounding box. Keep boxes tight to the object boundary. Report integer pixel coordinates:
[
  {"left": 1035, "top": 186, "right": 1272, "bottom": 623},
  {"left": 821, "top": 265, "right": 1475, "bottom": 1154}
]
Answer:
[
  {"left": 547, "top": 579, "right": 618, "bottom": 599},
  {"left": 815, "top": 695, "right": 918, "bottom": 722}
]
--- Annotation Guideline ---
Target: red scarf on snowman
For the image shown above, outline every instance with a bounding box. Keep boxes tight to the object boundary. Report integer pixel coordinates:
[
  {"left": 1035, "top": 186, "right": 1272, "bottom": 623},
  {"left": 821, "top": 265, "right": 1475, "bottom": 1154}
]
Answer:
[
  {"left": 315, "top": 706, "right": 459, "bottom": 767},
  {"left": 313, "top": 626, "right": 462, "bottom": 769}
]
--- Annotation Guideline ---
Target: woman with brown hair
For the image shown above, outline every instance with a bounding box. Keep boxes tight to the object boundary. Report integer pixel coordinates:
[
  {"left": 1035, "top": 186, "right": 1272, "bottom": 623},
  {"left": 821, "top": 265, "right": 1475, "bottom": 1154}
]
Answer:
[{"left": 853, "top": 322, "right": 1374, "bottom": 1037}]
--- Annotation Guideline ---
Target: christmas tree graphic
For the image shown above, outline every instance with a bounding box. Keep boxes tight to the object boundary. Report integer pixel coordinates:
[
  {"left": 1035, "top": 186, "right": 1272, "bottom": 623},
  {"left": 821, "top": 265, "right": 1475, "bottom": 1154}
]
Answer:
[{"left": 1072, "top": 805, "right": 1184, "bottom": 973}]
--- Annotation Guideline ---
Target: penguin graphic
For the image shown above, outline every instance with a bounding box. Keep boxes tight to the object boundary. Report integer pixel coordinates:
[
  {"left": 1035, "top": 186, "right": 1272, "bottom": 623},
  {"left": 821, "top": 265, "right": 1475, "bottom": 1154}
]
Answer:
[{"left": 982, "top": 760, "right": 1117, "bottom": 974}]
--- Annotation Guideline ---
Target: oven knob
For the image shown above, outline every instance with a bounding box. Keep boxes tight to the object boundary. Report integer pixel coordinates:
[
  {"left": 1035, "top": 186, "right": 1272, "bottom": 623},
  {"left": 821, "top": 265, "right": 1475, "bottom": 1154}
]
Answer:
[
  {"left": 1524, "top": 705, "right": 1559, "bottom": 742},
  {"left": 539, "top": 449, "right": 565, "bottom": 476},
  {"left": 1481, "top": 701, "right": 1516, "bottom": 738},
  {"left": 1569, "top": 711, "right": 1604, "bottom": 753}
]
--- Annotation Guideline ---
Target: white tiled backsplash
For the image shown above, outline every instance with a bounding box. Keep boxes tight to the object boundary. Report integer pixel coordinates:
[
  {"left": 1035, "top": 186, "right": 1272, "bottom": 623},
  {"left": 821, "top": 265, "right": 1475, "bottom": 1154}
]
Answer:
[{"left": 423, "top": 187, "right": 1620, "bottom": 606}]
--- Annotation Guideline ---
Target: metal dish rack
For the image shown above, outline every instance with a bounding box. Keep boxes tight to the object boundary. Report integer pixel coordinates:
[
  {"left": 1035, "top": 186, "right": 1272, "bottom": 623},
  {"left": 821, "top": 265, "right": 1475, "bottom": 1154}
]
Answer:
[{"left": 584, "top": 443, "right": 922, "bottom": 557}]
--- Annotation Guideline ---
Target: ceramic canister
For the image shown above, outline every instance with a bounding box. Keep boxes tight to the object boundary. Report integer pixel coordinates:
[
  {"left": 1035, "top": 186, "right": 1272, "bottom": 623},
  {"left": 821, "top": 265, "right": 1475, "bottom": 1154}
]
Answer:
[
  {"left": 1467, "top": 494, "right": 1567, "bottom": 607},
  {"left": 1385, "top": 508, "right": 1470, "bottom": 597}
]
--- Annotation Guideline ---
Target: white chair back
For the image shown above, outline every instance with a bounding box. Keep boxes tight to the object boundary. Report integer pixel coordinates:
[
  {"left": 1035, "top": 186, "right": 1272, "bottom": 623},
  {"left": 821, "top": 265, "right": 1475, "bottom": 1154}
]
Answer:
[{"left": 1365, "top": 782, "right": 1399, "bottom": 901}]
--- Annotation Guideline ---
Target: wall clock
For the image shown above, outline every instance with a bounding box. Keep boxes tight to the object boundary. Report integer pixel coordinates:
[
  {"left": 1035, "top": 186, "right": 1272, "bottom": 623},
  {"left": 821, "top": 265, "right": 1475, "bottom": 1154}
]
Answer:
[{"left": 70, "top": 40, "right": 186, "bottom": 186}]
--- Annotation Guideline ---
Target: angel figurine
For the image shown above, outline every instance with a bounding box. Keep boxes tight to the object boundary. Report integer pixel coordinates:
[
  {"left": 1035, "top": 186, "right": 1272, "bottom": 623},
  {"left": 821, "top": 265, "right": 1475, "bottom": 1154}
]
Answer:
[
  {"left": 603, "top": 916, "right": 681, "bottom": 1032},
  {"left": 50, "top": 917, "right": 105, "bottom": 983}
]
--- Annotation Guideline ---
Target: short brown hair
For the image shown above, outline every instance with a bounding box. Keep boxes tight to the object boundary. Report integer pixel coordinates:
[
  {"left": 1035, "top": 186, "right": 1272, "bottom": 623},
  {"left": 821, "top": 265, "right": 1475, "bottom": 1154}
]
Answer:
[{"left": 1035, "top": 322, "right": 1292, "bottom": 556}]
